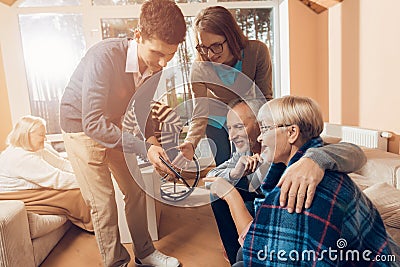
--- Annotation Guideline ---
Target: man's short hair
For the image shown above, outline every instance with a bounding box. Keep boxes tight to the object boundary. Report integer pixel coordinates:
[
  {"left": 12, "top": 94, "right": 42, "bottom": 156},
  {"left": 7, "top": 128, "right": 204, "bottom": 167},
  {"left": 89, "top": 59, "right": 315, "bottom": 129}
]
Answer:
[
  {"left": 139, "top": 0, "right": 186, "bottom": 45},
  {"left": 228, "top": 98, "right": 266, "bottom": 120}
]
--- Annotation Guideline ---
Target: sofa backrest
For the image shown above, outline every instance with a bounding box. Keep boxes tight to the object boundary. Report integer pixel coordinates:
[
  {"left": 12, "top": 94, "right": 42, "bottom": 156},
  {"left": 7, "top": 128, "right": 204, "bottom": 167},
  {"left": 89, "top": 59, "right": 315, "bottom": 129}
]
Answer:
[{"left": 354, "top": 148, "right": 400, "bottom": 189}]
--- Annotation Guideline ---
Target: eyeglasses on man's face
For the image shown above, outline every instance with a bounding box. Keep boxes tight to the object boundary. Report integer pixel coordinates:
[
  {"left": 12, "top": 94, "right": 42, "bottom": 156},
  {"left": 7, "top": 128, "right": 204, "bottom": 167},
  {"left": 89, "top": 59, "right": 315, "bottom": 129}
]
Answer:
[
  {"left": 260, "top": 124, "right": 291, "bottom": 135},
  {"left": 196, "top": 39, "right": 227, "bottom": 55}
]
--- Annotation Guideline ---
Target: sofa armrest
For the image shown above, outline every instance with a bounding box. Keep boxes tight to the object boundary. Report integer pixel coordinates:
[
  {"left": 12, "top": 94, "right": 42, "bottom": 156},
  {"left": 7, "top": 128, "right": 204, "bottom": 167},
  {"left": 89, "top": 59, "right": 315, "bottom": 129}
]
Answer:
[{"left": 0, "top": 200, "right": 35, "bottom": 267}]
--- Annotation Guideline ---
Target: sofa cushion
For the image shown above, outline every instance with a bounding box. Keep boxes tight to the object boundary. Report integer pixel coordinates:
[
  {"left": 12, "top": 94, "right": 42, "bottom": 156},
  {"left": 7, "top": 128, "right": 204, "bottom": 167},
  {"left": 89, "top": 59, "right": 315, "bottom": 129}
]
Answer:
[
  {"left": 27, "top": 212, "right": 68, "bottom": 239},
  {"left": 355, "top": 148, "right": 400, "bottom": 189},
  {"left": 31, "top": 222, "right": 71, "bottom": 266},
  {"left": 363, "top": 182, "right": 400, "bottom": 229},
  {"left": 348, "top": 173, "right": 377, "bottom": 191},
  {"left": 397, "top": 167, "right": 400, "bottom": 191}
]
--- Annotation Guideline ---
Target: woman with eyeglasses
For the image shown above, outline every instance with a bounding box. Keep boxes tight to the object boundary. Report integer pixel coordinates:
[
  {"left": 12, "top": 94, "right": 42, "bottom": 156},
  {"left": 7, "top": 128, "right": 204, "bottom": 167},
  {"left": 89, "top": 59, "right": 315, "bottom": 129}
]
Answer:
[{"left": 179, "top": 5, "right": 273, "bottom": 167}]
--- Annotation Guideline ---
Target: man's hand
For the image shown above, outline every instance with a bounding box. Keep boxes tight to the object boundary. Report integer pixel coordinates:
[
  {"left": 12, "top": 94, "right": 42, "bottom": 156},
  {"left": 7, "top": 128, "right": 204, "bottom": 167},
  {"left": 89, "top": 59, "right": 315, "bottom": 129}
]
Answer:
[
  {"left": 171, "top": 142, "right": 195, "bottom": 169},
  {"left": 277, "top": 157, "right": 324, "bottom": 213},
  {"left": 230, "top": 154, "right": 261, "bottom": 179},
  {"left": 203, "top": 177, "right": 237, "bottom": 202},
  {"left": 147, "top": 145, "right": 174, "bottom": 177},
  {"left": 178, "top": 142, "right": 195, "bottom": 160}
]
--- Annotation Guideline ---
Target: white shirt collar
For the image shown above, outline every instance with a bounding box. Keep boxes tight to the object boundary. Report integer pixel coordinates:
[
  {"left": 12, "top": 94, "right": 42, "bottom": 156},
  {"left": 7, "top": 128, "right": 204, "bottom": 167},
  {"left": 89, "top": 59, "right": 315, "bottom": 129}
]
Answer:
[
  {"left": 126, "top": 39, "right": 140, "bottom": 73},
  {"left": 126, "top": 39, "right": 153, "bottom": 87}
]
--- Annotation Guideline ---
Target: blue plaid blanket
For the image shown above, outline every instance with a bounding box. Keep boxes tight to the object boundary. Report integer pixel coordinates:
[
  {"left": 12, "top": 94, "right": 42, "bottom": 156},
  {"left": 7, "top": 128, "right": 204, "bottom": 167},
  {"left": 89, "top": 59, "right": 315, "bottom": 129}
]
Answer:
[{"left": 243, "top": 137, "right": 397, "bottom": 266}]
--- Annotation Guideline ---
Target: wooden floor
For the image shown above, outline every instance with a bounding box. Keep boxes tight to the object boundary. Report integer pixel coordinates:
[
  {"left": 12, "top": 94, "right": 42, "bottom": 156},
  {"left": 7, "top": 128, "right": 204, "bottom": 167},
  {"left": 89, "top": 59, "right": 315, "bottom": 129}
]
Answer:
[{"left": 41, "top": 201, "right": 230, "bottom": 267}]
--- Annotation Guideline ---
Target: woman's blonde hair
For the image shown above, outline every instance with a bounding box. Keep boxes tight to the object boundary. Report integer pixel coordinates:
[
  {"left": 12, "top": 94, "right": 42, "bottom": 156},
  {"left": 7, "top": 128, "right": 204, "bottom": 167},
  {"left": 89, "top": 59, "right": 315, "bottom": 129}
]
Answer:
[
  {"left": 7, "top": 115, "right": 46, "bottom": 151},
  {"left": 259, "top": 96, "right": 324, "bottom": 141}
]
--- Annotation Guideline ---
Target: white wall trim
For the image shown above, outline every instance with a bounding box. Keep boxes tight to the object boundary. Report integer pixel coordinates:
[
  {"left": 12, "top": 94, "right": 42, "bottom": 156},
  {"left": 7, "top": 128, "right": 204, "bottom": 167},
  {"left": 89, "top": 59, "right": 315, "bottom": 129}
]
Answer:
[{"left": 278, "top": 0, "right": 290, "bottom": 97}]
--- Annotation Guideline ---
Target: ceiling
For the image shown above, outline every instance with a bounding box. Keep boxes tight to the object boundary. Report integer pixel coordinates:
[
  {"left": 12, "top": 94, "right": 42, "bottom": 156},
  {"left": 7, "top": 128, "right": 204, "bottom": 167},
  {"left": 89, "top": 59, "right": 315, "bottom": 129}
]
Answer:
[
  {"left": 0, "top": 0, "right": 343, "bottom": 13},
  {"left": 298, "top": 0, "right": 344, "bottom": 14}
]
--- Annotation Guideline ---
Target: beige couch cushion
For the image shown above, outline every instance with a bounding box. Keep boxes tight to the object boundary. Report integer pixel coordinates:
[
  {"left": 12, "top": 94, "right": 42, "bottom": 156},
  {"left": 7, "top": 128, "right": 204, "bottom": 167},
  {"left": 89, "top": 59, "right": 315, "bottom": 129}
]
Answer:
[
  {"left": 397, "top": 167, "right": 400, "bottom": 190},
  {"left": 27, "top": 212, "right": 68, "bottom": 239},
  {"left": 363, "top": 182, "right": 400, "bottom": 229},
  {"left": 356, "top": 148, "right": 400, "bottom": 189},
  {"left": 31, "top": 222, "right": 71, "bottom": 266},
  {"left": 348, "top": 173, "right": 377, "bottom": 191}
]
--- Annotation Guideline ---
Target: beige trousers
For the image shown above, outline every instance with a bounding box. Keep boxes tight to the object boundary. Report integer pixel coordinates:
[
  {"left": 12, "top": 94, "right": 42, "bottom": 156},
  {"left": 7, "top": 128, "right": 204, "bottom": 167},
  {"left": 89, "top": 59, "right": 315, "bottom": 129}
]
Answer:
[
  {"left": 62, "top": 132, "right": 154, "bottom": 267},
  {"left": 0, "top": 188, "right": 93, "bottom": 232}
]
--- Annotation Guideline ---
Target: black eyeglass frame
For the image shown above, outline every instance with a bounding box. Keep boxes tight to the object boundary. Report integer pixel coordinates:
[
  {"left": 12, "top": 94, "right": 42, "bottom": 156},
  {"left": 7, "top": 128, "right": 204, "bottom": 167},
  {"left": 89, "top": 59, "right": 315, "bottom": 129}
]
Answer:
[{"left": 195, "top": 39, "right": 227, "bottom": 55}]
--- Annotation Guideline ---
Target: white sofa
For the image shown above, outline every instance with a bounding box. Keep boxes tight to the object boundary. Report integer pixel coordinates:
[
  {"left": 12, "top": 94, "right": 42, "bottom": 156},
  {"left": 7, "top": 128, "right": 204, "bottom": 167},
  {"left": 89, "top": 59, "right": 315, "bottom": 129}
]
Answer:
[
  {"left": 0, "top": 200, "right": 71, "bottom": 267},
  {"left": 348, "top": 147, "right": 400, "bottom": 245},
  {"left": 0, "top": 173, "right": 160, "bottom": 267}
]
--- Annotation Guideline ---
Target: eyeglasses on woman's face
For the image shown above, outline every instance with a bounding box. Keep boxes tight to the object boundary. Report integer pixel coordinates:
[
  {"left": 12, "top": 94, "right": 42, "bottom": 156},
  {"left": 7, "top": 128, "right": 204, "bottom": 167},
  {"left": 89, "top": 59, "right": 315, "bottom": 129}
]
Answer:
[
  {"left": 260, "top": 124, "right": 291, "bottom": 135},
  {"left": 196, "top": 39, "right": 227, "bottom": 55}
]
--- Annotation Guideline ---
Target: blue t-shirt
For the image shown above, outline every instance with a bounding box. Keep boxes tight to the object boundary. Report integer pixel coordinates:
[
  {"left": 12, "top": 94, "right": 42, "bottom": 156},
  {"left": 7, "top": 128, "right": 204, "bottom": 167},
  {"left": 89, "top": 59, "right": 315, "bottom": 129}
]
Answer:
[{"left": 208, "top": 53, "right": 243, "bottom": 129}]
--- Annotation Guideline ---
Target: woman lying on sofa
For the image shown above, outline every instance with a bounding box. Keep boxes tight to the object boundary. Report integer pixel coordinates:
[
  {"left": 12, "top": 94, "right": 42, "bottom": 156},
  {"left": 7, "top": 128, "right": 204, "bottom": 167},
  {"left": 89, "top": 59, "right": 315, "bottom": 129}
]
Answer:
[
  {"left": 209, "top": 96, "right": 399, "bottom": 266},
  {"left": 0, "top": 115, "right": 93, "bottom": 232}
]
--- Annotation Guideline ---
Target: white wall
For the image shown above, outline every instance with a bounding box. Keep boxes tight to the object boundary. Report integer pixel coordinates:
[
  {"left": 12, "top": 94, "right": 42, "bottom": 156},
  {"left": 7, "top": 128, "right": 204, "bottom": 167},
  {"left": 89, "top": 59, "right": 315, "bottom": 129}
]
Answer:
[{"left": 0, "top": 3, "right": 31, "bottom": 125}]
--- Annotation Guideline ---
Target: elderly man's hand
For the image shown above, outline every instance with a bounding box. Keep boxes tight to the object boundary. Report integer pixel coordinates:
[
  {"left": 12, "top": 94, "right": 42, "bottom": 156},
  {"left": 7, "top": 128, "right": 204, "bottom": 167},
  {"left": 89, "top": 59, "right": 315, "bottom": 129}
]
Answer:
[
  {"left": 230, "top": 154, "right": 261, "bottom": 179},
  {"left": 277, "top": 157, "right": 324, "bottom": 213}
]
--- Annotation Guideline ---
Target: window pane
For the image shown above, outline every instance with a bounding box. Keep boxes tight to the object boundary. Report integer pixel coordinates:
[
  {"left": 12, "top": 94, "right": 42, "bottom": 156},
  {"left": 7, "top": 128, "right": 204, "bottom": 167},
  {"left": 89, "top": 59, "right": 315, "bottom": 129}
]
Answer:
[
  {"left": 230, "top": 8, "right": 275, "bottom": 90},
  {"left": 18, "top": 0, "right": 80, "bottom": 7},
  {"left": 101, "top": 18, "right": 139, "bottom": 39},
  {"left": 165, "top": 17, "right": 196, "bottom": 121},
  {"left": 230, "top": 8, "right": 274, "bottom": 54},
  {"left": 19, "top": 13, "right": 85, "bottom": 134}
]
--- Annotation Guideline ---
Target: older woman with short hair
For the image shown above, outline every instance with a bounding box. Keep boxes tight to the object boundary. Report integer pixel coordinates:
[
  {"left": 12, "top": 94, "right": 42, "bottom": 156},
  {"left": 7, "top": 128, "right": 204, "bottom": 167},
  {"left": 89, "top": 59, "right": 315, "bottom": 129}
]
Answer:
[
  {"left": 0, "top": 115, "right": 93, "bottom": 231},
  {"left": 211, "top": 96, "right": 397, "bottom": 266}
]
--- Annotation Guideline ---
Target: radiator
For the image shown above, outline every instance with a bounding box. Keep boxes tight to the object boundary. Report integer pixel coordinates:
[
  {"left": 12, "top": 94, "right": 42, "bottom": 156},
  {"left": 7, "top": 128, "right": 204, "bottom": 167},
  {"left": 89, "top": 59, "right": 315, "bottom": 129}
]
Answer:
[{"left": 323, "top": 123, "right": 392, "bottom": 151}]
